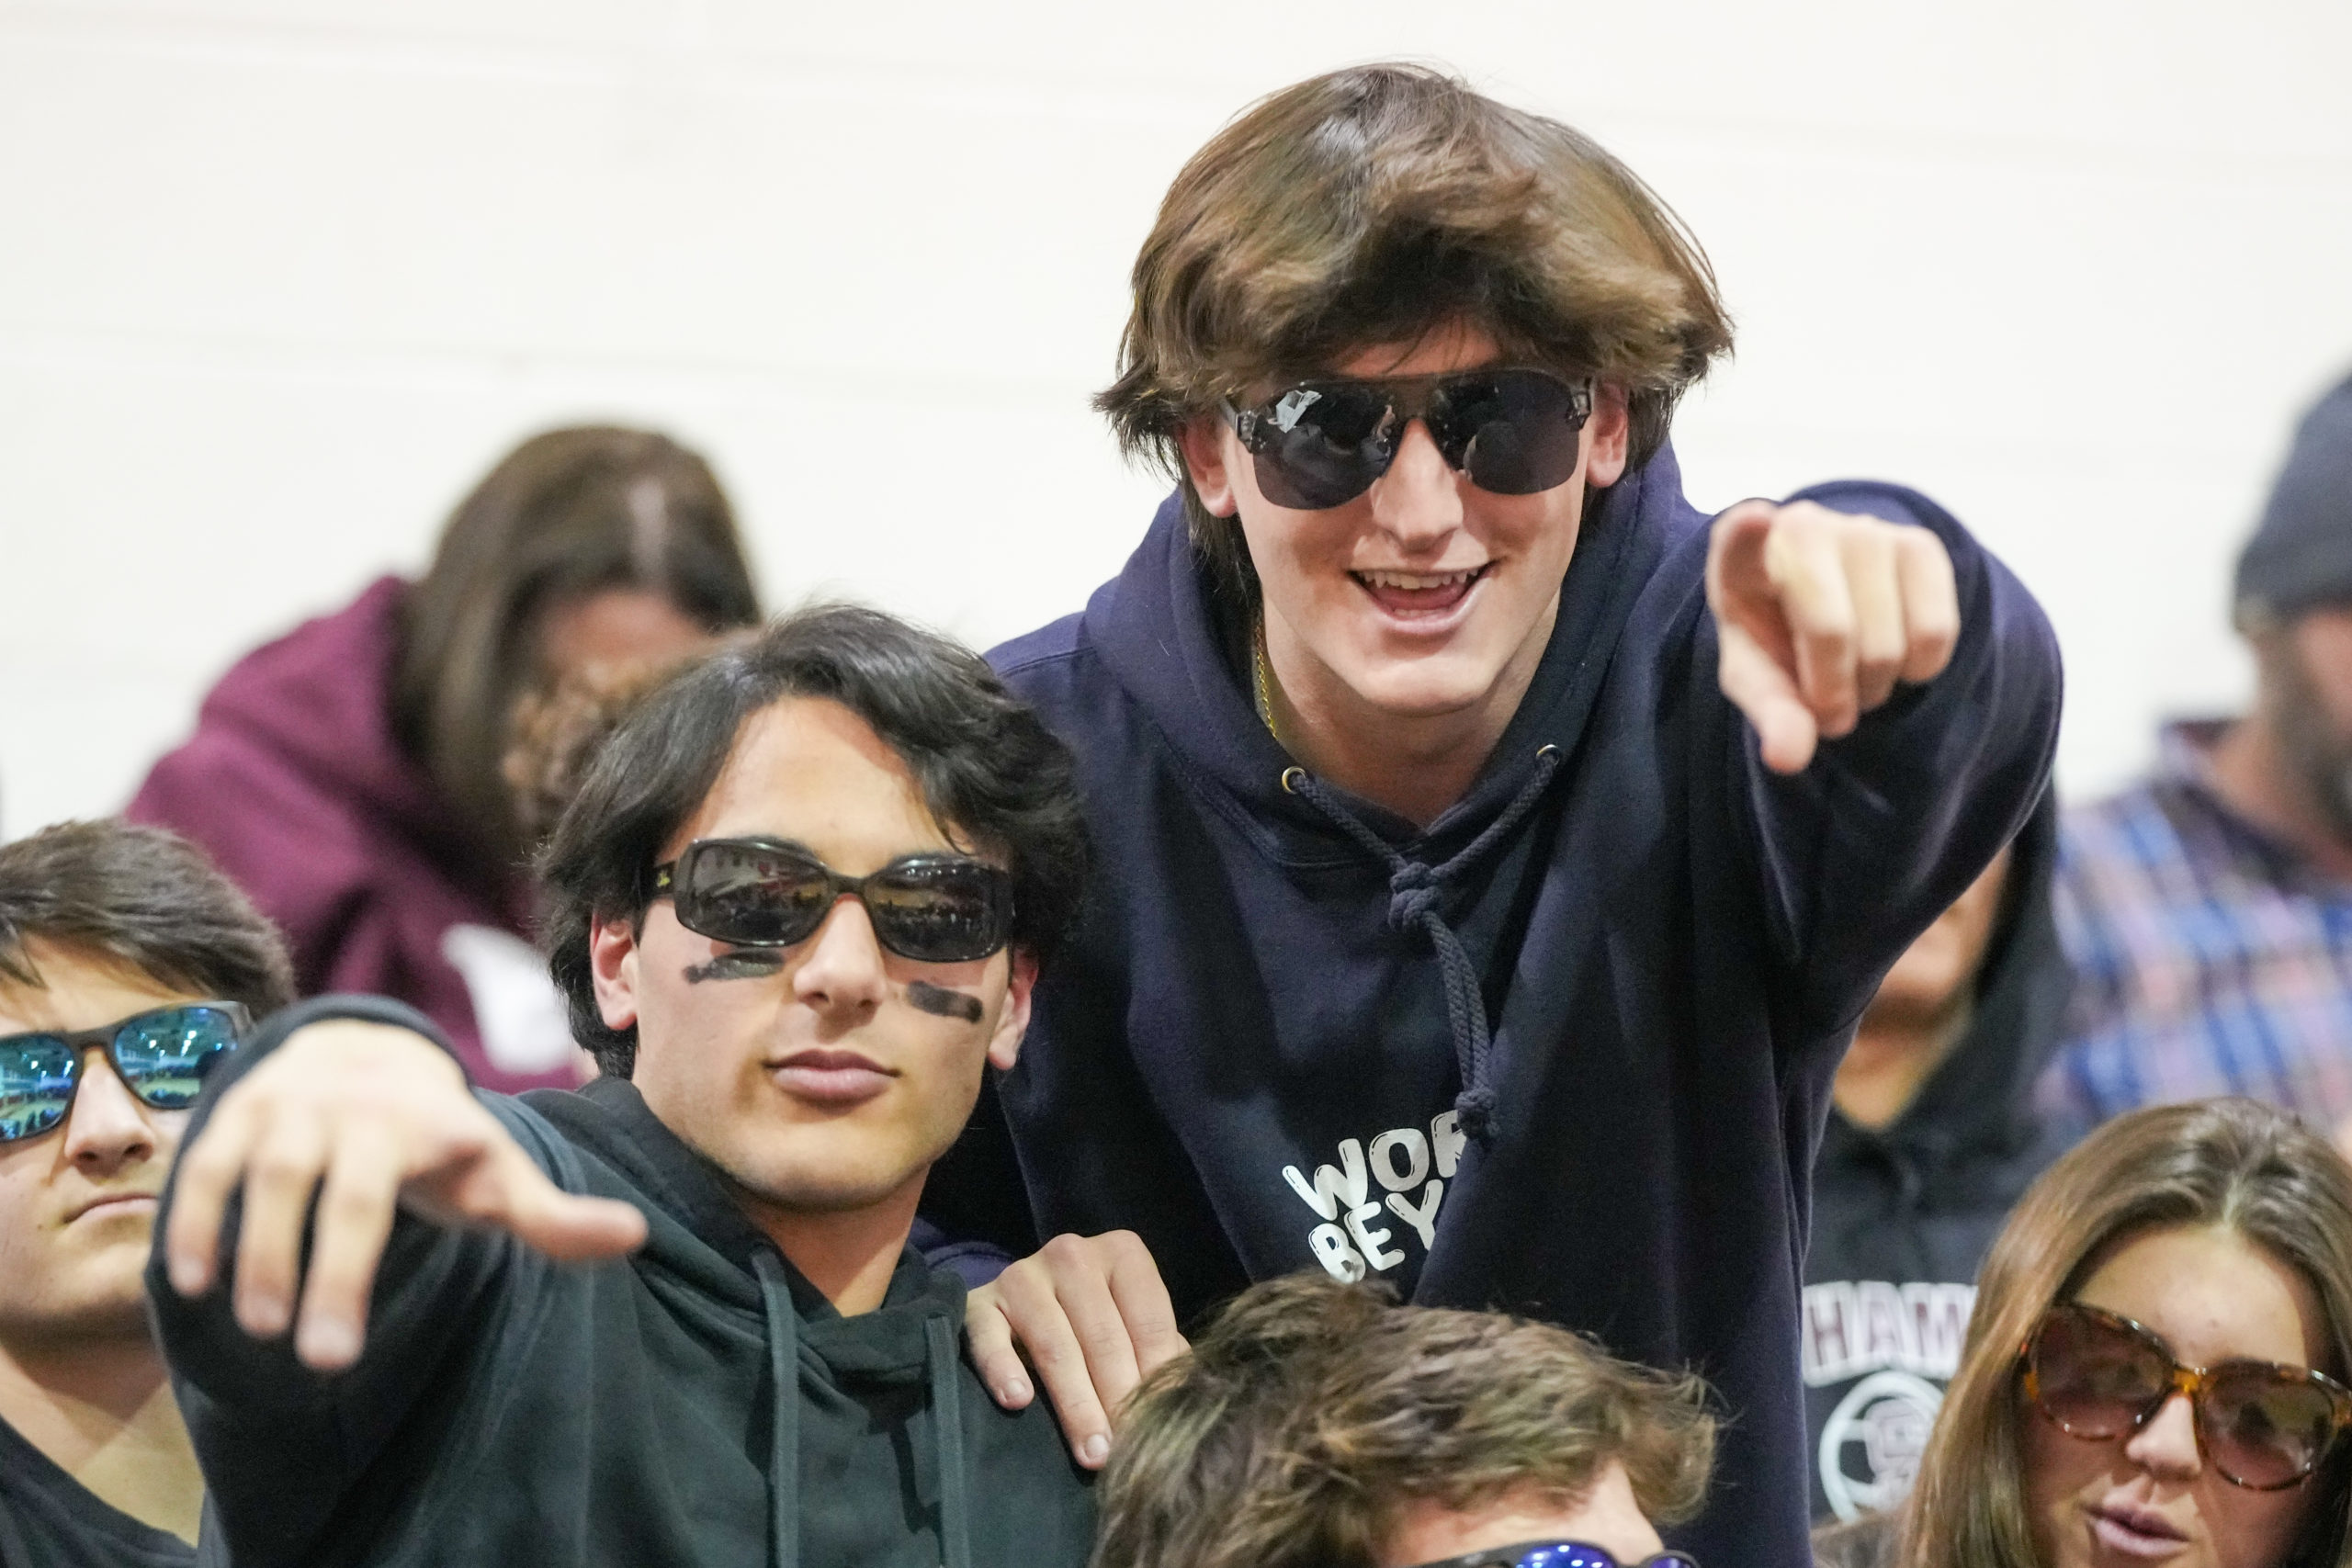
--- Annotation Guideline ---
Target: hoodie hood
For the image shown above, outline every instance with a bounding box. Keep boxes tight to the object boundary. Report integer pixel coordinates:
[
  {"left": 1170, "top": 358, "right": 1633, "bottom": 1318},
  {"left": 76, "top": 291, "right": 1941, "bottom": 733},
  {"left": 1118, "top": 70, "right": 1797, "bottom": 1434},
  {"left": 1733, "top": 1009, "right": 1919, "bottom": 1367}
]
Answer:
[
  {"left": 527, "top": 1077, "right": 983, "bottom": 1568},
  {"left": 185, "top": 576, "right": 494, "bottom": 876},
  {"left": 126, "top": 578, "right": 558, "bottom": 1088},
  {"left": 1081, "top": 457, "right": 1685, "bottom": 1131},
  {"left": 1087, "top": 451, "right": 1679, "bottom": 861},
  {"left": 1843, "top": 784, "right": 2073, "bottom": 1161},
  {"left": 531, "top": 1076, "right": 967, "bottom": 1358}
]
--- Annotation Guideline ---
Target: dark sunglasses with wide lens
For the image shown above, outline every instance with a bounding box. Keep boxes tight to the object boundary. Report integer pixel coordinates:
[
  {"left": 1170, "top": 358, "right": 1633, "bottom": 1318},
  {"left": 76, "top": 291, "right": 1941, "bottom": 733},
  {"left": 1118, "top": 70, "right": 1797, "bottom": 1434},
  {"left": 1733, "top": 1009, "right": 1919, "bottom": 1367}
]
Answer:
[
  {"left": 1408, "top": 1543, "right": 1697, "bottom": 1568},
  {"left": 2022, "top": 1301, "right": 2352, "bottom": 1490},
  {"left": 1223, "top": 367, "right": 1595, "bottom": 511},
  {"left": 652, "top": 838, "right": 1015, "bottom": 965},
  {"left": 0, "top": 1002, "right": 250, "bottom": 1144}
]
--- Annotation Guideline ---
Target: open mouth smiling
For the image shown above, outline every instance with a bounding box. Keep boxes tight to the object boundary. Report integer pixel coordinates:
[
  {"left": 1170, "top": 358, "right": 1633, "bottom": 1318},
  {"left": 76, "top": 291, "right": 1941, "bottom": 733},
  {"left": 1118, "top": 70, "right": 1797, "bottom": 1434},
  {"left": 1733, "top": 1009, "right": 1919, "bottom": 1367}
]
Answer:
[{"left": 1351, "top": 563, "right": 1492, "bottom": 616}]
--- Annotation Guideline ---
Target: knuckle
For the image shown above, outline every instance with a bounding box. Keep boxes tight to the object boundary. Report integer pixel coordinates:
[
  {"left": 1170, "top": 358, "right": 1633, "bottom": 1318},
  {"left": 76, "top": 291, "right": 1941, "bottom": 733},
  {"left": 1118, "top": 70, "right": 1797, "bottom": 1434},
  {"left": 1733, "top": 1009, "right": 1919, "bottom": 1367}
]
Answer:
[
  {"left": 250, "top": 1146, "right": 316, "bottom": 1189},
  {"left": 1024, "top": 1335, "right": 1086, "bottom": 1375}
]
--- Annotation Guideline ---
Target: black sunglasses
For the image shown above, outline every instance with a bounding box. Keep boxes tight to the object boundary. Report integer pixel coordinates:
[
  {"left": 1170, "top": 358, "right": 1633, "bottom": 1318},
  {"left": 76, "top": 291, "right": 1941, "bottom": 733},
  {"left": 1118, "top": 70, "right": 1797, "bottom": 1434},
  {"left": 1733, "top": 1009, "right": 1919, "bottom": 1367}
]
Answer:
[
  {"left": 1406, "top": 1543, "right": 1697, "bottom": 1568},
  {"left": 2022, "top": 1301, "right": 2352, "bottom": 1490},
  {"left": 0, "top": 1002, "right": 250, "bottom": 1144},
  {"left": 1223, "top": 367, "right": 1594, "bottom": 511},
  {"left": 652, "top": 838, "right": 1015, "bottom": 964}
]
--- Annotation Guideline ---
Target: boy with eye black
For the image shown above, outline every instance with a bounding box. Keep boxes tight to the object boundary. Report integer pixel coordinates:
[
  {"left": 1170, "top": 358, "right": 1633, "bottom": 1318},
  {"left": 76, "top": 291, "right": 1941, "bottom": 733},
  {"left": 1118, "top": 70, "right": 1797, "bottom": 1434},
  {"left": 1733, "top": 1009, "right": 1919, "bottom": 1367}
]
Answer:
[
  {"left": 145, "top": 605, "right": 1099, "bottom": 1568},
  {"left": 0, "top": 818, "right": 294, "bottom": 1567}
]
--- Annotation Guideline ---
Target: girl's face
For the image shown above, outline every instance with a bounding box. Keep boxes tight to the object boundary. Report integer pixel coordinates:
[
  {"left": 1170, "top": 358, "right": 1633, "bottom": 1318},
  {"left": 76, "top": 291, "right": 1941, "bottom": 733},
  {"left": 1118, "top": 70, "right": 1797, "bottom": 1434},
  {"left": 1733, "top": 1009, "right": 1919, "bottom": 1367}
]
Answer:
[{"left": 2023, "top": 1224, "right": 2334, "bottom": 1568}]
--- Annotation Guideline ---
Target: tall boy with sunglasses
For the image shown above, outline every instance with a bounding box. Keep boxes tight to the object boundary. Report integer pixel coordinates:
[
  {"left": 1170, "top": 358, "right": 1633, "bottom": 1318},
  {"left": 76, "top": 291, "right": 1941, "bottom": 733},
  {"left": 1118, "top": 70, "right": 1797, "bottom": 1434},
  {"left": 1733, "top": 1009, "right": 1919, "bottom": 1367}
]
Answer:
[
  {"left": 147, "top": 606, "right": 1098, "bottom": 1568},
  {"left": 0, "top": 819, "right": 292, "bottom": 1566},
  {"left": 945, "top": 63, "right": 2064, "bottom": 1564}
]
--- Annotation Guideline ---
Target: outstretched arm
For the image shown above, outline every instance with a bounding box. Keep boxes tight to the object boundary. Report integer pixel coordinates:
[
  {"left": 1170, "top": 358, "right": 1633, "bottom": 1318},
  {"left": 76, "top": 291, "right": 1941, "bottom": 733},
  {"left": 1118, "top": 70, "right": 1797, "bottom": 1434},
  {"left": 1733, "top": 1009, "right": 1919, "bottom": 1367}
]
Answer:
[
  {"left": 160, "top": 1011, "right": 642, "bottom": 1370},
  {"left": 1705, "top": 483, "right": 2062, "bottom": 1018}
]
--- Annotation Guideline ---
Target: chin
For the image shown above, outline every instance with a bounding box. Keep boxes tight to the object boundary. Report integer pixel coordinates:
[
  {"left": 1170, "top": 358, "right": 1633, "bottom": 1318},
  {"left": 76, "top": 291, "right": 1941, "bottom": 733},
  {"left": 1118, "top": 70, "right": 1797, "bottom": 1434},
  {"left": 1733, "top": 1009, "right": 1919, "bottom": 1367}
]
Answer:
[
  {"left": 727, "top": 1145, "right": 930, "bottom": 1215},
  {"left": 0, "top": 1280, "right": 153, "bottom": 1341},
  {"left": 1340, "top": 656, "right": 1505, "bottom": 717}
]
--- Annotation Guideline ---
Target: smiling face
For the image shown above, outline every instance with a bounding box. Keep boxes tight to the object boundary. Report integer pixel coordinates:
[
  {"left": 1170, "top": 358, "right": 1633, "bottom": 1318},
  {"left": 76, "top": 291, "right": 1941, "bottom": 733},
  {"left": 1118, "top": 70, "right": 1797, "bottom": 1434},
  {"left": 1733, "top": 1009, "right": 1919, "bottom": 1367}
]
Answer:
[
  {"left": 1182, "top": 320, "right": 1629, "bottom": 727},
  {"left": 2023, "top": 1224, "right": 2333, "bottom": 1568},
  {"left": 0, "top": 942, "right": 197, "bottom": 1346},
  {"left": 590, "top": 695, "right": 1032, "bottom": 1224}
]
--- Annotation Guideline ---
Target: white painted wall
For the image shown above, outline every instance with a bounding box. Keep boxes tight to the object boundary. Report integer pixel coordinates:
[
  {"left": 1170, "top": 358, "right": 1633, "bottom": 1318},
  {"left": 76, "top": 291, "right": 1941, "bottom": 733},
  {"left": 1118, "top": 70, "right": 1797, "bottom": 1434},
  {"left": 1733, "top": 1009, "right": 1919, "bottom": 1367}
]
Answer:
[{"left": 6, "top": 0, "right": 2351, "bottom": 837}]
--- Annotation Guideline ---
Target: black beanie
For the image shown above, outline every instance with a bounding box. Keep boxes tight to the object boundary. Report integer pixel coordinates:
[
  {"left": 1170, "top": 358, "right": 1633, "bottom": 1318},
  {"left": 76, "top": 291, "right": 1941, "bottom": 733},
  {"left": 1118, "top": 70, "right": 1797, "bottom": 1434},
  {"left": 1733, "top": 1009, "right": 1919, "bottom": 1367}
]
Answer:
[{"left": 2235, "top": 370, "right": 2352, "bottom": 623}]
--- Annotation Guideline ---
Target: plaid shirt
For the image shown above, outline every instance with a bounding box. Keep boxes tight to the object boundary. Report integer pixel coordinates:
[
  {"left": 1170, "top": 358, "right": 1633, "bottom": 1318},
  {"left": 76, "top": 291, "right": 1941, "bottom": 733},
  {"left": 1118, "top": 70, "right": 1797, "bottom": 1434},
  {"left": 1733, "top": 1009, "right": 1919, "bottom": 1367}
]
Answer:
[{"left": 2038, "top": 721, "right": 2352, "bottom": 1136}]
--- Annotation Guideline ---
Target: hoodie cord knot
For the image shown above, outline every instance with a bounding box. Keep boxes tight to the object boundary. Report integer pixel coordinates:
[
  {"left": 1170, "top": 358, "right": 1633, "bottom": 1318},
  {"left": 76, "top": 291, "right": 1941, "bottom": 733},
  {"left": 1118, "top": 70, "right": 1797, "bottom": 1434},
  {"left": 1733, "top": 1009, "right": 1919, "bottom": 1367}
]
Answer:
[
  {"left": 1283, "top": 748, "right": 1563, "bottom": 1140},
  {"left": 1387, "top": 862, "right": 1443, "bottom": 931}
]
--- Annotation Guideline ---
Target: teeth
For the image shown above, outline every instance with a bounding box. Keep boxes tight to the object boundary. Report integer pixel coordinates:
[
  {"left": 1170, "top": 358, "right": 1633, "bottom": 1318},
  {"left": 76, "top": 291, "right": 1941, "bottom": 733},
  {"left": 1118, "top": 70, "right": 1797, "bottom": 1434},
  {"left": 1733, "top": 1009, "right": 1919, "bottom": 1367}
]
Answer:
[{"left": 1358, "top": 568, "right": 1482, "bottom": 592}]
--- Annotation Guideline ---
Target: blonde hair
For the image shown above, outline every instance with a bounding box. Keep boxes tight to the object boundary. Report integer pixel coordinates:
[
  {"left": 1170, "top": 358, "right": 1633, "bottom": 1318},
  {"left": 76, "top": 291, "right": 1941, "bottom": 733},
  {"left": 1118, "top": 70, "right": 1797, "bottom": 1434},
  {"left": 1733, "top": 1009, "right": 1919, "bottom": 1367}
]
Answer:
[{"left": 1898, "top": 1100, "right": 2352, "bottom": 1568}]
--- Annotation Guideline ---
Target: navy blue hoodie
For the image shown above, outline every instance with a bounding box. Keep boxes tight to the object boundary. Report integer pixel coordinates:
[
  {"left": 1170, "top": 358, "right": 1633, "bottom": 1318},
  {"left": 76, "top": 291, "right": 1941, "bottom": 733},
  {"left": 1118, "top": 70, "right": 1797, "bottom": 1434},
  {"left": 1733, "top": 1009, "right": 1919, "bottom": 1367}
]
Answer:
[{"left": 950, "top": 446, "right": 2060, "bottom": 1567}]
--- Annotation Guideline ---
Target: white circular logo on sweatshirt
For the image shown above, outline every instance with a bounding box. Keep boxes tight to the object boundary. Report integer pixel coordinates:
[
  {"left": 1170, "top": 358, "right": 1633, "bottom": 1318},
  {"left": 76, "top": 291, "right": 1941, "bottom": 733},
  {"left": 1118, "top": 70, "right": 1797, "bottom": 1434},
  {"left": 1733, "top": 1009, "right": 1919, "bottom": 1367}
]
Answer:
[{"left": 1820, "top": 1370, "right": 1945, "bottom": 1522}]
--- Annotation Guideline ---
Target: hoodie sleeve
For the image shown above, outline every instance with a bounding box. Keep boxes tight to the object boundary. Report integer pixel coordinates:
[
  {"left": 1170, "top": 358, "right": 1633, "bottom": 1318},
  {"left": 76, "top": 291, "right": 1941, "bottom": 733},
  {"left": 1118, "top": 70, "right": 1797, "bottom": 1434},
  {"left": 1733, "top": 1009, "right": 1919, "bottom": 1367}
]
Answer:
[
  {"left": 1726, "top": 481, "right": 2063, "bottom": 1049},
  {"left": 145, "top": 995, "right": 546, "bottom": 1568}
]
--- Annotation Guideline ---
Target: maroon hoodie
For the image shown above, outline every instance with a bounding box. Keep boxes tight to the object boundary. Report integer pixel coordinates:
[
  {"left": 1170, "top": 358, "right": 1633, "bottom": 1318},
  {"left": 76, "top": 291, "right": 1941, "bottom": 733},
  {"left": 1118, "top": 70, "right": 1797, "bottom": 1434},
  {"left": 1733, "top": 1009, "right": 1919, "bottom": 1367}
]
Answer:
[{"left": 126, "top": 577, "right": 576, "bottom": 1091}]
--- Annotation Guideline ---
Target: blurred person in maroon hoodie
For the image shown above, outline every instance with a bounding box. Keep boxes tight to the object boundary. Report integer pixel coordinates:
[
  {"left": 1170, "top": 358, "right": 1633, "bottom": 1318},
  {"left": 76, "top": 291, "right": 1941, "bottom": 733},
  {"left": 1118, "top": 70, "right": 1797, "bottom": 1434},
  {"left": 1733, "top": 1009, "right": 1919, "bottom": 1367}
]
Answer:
[{"left": 126, "top": 427, "right": 762, "bottom": 1090}]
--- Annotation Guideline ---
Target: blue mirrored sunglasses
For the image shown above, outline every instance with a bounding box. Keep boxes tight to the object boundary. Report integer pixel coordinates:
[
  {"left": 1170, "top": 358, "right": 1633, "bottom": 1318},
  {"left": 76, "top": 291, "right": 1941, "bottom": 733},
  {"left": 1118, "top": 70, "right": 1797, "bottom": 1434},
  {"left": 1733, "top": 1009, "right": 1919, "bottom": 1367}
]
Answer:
[
  {"left": 0, "top": 1002, "right": 249, "bottom": 1143},
  {"left": 1408, "top": 1544, "right": 1699, "bottom": 1568}
]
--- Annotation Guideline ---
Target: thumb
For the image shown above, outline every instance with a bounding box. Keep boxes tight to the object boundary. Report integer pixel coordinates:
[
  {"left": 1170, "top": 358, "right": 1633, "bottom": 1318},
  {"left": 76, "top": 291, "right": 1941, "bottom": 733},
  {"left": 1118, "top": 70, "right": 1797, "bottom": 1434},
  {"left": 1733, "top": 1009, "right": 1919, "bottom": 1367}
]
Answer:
[
  {"left": 504, "top": 1179, "right": 649, "bottom": 1262},
  {"left": 433, "top": 1139, "right": 649, "bottom": 1261}
]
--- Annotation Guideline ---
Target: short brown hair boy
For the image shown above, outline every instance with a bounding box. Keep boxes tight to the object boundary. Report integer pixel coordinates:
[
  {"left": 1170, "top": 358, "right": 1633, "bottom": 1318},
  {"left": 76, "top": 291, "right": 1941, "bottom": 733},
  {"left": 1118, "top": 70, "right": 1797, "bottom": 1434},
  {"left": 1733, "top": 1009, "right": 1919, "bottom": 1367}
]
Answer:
[
  {"left": 1092, "top": 1272, "right": 1717, "bottom": 1568},
  {"left": 1098, "top": 62, "right": 1734, "bottom": 595}
]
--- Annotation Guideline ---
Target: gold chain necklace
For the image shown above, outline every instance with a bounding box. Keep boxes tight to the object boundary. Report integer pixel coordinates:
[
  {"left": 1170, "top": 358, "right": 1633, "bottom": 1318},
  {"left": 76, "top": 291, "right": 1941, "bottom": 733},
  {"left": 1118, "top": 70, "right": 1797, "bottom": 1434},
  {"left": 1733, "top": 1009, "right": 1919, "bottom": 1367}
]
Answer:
[{"left": 1251, "top": 616, "right": 1282, "bottom": 744}]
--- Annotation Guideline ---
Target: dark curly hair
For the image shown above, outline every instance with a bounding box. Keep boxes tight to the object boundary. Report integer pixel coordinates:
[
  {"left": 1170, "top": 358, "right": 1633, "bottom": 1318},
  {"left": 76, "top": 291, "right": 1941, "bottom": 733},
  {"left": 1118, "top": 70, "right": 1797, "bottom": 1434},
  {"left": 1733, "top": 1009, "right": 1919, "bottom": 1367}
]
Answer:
[{"left": 537, "top": 603, "right": 1091, "bottom": 1077}]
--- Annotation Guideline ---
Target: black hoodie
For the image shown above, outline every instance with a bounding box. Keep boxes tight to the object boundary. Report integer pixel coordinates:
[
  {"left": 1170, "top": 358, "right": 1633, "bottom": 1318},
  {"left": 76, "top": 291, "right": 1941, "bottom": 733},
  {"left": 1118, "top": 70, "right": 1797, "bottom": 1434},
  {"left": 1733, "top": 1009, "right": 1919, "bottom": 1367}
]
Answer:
[
  {"left": 944, "top": 453, "right": 2062, "bottom": 1568},
  {"left": 0, "top": 1414, "right": 195, "bottom": 1568},
  {"left": 1802, "top": 789, "right": 2076, "bottom": 1524},
  {"left": 146, "top": 997, "right": 1094, "bottom": 1568}
]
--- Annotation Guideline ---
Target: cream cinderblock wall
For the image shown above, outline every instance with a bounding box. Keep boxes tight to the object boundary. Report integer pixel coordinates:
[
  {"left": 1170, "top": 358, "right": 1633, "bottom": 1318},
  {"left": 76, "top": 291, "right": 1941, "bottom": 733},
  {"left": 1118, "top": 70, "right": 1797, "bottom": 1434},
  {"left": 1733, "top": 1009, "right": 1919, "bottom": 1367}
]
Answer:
[{"left": 6, "top": 0, "right": 2352, "bottom": 835}]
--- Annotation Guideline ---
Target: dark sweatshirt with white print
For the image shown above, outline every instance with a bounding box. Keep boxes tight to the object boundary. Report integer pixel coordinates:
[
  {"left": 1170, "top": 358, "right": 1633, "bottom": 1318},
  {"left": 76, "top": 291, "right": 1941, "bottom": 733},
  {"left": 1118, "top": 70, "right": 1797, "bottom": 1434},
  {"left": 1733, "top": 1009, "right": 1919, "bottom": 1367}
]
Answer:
[
  {"left": 940, "top": 451, "right": 2061, "bottom": 1568},
  {"left": 146, "top": 996, "right": 1093, "bottom": 1568},
  {"left": 1803, "top": 787, "right": 2076, "bottom": 1526}
]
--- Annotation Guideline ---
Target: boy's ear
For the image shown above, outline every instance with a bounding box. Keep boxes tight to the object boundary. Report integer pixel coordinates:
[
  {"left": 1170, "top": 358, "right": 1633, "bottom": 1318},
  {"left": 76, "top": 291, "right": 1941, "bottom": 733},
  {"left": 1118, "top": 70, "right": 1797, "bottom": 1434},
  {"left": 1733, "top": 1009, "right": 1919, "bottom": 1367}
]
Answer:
[
  {"left": 1177, "top": 415, "right": 1241, "bottom": 518},
  {"left": 589, "top": 915, "right": 642, "bottom": 1033},
  {"left": 1584, "top": 382, "right": 1632, "bottom": 489},
  {"left": 985, "top": 950, "right": 1037, "bottom": 1073}
]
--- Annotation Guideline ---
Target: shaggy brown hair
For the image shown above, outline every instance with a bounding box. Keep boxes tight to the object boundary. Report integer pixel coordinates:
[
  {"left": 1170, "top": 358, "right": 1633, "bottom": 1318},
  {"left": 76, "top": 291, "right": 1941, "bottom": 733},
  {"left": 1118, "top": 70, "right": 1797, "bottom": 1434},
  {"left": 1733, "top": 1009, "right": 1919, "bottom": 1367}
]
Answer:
[
  {"left": 1091, "top": 1272, "right": 1715, "bottom": 1568},
  {"left": 1098, "top": 62, "right": 1734, "bottom": 598},
  {"left": 0, "top": 819, "right": 295, "bottom": 1015},
  {"left": 1896, "top": 1099, "right": 2352, "bottom": 1568}
]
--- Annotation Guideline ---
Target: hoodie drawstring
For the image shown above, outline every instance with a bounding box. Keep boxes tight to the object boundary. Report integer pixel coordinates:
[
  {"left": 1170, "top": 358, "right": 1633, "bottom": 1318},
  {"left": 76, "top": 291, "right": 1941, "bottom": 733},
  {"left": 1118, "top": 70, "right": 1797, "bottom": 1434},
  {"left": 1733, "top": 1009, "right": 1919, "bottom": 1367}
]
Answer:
[
  {"left": 1283, "top": 746, "right": 1562, "bottom": 1138},
  {"left": 754, "top": 1252, "right": 974, "bottom": 1568},
  {"left": 753, "top": 1252, "right": 801, "bottom": 1568},
  {"left": 924, "top": 1315, "right": 974, "bottom": 1568}
]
